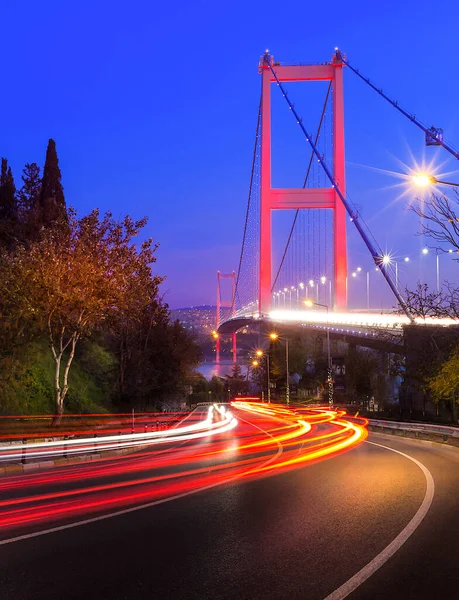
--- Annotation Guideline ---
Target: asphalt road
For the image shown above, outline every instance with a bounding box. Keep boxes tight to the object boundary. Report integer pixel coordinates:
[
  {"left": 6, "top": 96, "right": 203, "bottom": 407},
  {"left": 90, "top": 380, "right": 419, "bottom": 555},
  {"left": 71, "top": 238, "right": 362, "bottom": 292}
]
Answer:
[{"left": 1, "top": 406, "right": 458, "bottom": 600}]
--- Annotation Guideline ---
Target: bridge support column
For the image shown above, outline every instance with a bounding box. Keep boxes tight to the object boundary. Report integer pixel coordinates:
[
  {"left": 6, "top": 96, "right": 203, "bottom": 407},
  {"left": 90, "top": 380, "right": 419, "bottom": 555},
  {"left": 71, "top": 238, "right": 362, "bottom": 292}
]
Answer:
[
  {"left": 332, "top": 59, "right": 348, "bottom": 311},
  {"left": 216, "top": 336, "right": 220, "bottom": 364},
  {"left": 259, "top": 62, "right": 272, "bottom": 316}
]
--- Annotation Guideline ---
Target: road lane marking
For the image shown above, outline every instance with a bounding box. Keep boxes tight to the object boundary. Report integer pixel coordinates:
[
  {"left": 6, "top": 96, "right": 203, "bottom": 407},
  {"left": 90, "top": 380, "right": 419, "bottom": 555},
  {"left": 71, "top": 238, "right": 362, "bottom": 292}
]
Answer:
[
  {"left": 324, "top": 440, "right": 435, "bottom": 600},
  {"left": 0, "top": 412, "right": 282, "bottom": 547}
]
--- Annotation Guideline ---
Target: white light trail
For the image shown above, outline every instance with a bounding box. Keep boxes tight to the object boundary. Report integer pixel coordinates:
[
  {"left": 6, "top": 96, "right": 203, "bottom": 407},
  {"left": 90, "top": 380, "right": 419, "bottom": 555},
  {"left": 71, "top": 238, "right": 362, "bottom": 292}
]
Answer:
[{"left": 0, "top": 406, "right": 238, "bottom": 463}]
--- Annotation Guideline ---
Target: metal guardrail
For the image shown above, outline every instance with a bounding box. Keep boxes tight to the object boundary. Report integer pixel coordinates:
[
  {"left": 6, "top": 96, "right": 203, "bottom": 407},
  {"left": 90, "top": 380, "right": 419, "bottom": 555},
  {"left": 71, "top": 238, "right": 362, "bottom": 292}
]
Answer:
[
  {"left": 0, "top": 419, "right": 184, "bottom": 466},
  {"left": 368, "top": 418, "right": 459, "bottom": 446}
]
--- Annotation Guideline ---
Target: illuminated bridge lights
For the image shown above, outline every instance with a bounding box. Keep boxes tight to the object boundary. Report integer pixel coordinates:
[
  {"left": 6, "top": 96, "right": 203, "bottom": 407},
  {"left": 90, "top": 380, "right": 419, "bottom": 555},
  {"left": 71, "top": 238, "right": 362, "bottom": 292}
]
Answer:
[{"left": 268, "top": 309, "right": 458, "bottom": 328}]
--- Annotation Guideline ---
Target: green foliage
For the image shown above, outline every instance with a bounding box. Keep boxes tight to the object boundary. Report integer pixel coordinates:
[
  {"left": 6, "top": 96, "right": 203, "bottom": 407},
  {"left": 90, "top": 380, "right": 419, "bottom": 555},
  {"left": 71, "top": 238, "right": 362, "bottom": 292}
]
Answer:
[
  {"left": 0, "top": 340, "right": 115, "bottom": 415},
  {"left": 428, "top": 346, "right": 459, "bottom": 404}
]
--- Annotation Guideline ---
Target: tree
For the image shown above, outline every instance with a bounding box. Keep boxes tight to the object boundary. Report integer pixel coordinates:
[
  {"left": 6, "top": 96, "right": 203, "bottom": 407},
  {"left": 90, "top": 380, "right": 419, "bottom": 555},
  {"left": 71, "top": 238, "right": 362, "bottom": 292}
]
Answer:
[
  {"left": 225, "top": 363, "right": 247, "bottom": 397},
  {"left": 411, "top": 190, "right": 459, "bottom": 253},
  {"left": 39, "top": 139, "right": 67, "bottom": 227},
  {"left": 209, "top": 375, "right": 225, "bottom": 401},
  {"left": 18, "top": 163, "right": 41, "bottom": 213},
  {"left": 407, "top": 190, "right": 459, "bottom": 320},
  {"left": 17, "top": 162, "right": 42, "bottom": 244},
  {"left": 0, "top": 158, "right": 18, "bottom": 249},
  {"left": 345, "top": 346, "right": 379, "bottom": 403},
  {"left": 117, "top": 316, "right": 202, "bottom": 409},
  {"left": 427, "top": 346, "right": 459, "bottom": 422},
  {"left": 0, "top": 209, "right": 160, "bottom": 423}
]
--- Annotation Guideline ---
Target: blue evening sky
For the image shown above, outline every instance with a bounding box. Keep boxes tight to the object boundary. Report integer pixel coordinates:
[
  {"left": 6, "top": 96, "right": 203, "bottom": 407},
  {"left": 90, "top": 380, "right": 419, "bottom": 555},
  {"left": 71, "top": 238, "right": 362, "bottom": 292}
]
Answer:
[{"left": 2, "top": 0, "right": 459, "bottom": 308}]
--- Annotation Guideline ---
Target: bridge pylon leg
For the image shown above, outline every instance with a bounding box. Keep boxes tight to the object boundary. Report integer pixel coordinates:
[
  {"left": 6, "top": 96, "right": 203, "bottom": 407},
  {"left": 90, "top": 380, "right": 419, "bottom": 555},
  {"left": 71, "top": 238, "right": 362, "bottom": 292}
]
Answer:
[{"left": 333, "top": 60, "right": 348, "bottom": 311}]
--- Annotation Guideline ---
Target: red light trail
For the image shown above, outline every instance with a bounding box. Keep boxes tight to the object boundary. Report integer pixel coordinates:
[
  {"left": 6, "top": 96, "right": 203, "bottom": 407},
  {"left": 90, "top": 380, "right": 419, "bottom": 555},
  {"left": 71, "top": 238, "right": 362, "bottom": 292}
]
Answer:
[{"left": 0, "top": 403, "right": 367, "bottom": 538}]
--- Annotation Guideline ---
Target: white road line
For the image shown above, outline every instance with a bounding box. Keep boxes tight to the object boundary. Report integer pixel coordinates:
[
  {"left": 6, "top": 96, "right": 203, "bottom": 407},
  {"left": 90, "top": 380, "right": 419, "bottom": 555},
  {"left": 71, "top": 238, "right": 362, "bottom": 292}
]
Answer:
[
  {"left": 0, "top": 411, "right": 282, "bottom": 547},
  {"left": 324, "top": 439, "right": 435, "bottom": 600}
]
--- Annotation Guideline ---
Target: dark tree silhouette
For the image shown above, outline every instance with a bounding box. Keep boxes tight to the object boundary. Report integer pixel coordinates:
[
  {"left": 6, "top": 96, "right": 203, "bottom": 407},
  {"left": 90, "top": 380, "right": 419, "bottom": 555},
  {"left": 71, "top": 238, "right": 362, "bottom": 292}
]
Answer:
[
  {"left": 0, "top": 158, "right": 18, "bottom": 249},
  {"left": 18, "top": 163, "right": 41, "bottom": 213},
  {"left": 39, "top": 139, "right": 67, "bottom": 227},
  {"left": 18, "top": 162, "right": 42, "bottom": 243}
]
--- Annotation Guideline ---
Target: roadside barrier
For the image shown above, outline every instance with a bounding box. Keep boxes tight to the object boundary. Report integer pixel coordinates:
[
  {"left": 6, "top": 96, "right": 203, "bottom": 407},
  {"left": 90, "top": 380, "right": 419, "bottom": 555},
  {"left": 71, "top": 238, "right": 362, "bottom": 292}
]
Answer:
[{"left": 368, "top": 419, "right": 459, "bottom": 447}]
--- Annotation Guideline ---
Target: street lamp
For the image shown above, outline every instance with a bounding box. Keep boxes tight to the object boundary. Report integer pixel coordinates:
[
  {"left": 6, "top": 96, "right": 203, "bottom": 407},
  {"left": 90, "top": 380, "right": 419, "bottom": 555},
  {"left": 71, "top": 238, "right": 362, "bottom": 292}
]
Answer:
[
  {"left": 412, "top": 173, "right": 459, "bottom": 188},
  {"left": 378, "top": 253, "right": 410, "bottom": 292},
  {"left": 304, "top": 299, "right": 333, "bottom": 407},
  {"left": 270, "top": 332, "right": 289, "bottom": 406}
]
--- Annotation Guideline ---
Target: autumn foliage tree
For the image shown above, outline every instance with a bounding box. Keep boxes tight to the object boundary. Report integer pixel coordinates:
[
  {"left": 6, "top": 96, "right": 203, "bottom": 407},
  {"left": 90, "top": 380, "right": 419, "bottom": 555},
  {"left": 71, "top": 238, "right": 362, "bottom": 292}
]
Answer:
[
  {"left": 427, "top": 347, "right": 459, "bottom": 422},
  {"left": 0, "top": 209, "right": 162, "bottom": 423}
]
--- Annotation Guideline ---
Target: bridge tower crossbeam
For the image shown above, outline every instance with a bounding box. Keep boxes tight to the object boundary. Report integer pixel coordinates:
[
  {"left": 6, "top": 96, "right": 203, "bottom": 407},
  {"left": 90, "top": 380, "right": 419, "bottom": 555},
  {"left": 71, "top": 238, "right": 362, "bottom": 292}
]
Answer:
[{"left": 258, "top": 52, "right": 347, "bottom": 315}]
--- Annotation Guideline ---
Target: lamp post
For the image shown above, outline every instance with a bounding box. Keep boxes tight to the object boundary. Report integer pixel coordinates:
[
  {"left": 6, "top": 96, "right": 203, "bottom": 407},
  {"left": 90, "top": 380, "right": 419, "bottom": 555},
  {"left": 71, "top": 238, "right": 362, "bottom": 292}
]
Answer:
[
  {"left": 304, "top": 299, "right": 333, "bottom": 407},
  {"left": 256, "top": 349, "right": 271, "bottom": 403},
  {"left": 270, "top": 332, "right": 289, "bottom": 406},
  {"left": 298, "top": 282, "right": 305, "bottom": 305},
  {"left": 422, "top": 247, "right": 440, "bottom": 292},
  {"left": 351, "top": 267, "right": 370, "bottom": 310}
]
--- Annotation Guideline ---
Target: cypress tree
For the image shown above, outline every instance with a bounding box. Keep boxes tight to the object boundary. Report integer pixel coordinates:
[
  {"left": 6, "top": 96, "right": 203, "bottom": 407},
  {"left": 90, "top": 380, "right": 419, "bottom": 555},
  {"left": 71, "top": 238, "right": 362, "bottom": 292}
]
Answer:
[
  {"left": 0, "top": 158, "right": 19, "bottom": 248},
  {"left": 18, "top": 163, "right": 41, "bottom": 213},
  {"left": 18, "top": 162, "right": 42, "bottom": 243},
  {"left": 39, "top": 139, "right": 67, "bottom": 227}
]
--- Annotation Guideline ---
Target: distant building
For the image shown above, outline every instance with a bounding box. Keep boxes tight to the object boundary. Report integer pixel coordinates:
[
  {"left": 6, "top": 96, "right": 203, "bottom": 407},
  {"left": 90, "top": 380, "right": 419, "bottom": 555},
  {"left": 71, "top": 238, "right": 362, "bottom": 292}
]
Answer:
[{"left": 170, "top": 305, "right": 216, "bottom": 337}]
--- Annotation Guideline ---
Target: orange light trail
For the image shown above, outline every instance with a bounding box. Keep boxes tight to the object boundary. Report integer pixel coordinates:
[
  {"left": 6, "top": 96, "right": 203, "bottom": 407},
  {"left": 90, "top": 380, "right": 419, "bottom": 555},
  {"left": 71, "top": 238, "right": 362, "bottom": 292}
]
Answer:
[{"left": 0, "top": 403, "right": 367, "bottom": 537}]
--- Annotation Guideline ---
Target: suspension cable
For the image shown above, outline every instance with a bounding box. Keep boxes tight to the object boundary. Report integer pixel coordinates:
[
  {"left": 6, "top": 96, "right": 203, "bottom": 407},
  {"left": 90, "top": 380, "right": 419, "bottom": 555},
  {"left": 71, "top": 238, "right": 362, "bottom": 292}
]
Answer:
[
  {"left": 271, "top": 82, "right": 332, "bottom": 292},
  {"left": 231, "top": 97, "right": 262, "bottom": 315},
  {"left": 336, "top": 50, "right": 459, "bottom": 160},
  {"left": 266, "top": 58, "right": 413, "bottom": 320}
]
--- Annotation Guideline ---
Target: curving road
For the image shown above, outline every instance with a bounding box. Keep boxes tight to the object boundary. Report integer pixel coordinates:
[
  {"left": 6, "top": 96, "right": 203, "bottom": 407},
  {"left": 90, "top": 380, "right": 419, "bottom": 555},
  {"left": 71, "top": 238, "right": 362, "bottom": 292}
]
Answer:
[{"left": 0, "top": 404, "right": 458, "bottom": 599}]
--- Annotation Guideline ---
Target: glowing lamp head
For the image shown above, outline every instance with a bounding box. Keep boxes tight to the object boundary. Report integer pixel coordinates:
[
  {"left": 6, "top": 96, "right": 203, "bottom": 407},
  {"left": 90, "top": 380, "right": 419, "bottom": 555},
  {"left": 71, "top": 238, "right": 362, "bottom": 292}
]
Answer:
[
  {"left": 352, "top": 272, "right": 357, "bottom": 278},
  {"left": 270, "top": 332, "right": 279, "bottom": 341},
  {"left": 412, "top": 173, "right": 434, "bottom": 188},
  {"left": 255, "top": 350, "right": 263, "bottom": 357},
  {"left": 309, "top": 280, "right": 314, "bottom": 287},
  {"left": 304, "top": 299, "right": 314, "bottom": 307},
  {"left": 382, "top": 254, "right": 391, "bottom": 265},
  {"left": 357, "top": 267, "right": 362, "bottom": 272},
  {"left": 404, "top": 256, "right": 410, "bottom": 262},
  {"left": 211, "top": 330, "right": 219, "bottom": 339},
  {"left": 284, "top": 287, "right": 288, "bottom": 292},
  {"left": 422, "top": 248, "right": 429, "bottom": 255},
  {"left": 252, "top": 360, "right": 259, "bottom": 367},
  {"left": 299, "top": 282, "right": 304, "bottom": 289}
]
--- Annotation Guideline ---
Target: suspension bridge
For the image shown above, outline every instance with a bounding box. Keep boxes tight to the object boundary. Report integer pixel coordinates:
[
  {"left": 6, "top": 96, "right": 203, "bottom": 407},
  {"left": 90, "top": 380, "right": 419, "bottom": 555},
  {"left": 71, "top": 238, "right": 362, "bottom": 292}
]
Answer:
[{"left": 216, "top": 48, "right": 458, "bottom": 352}]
